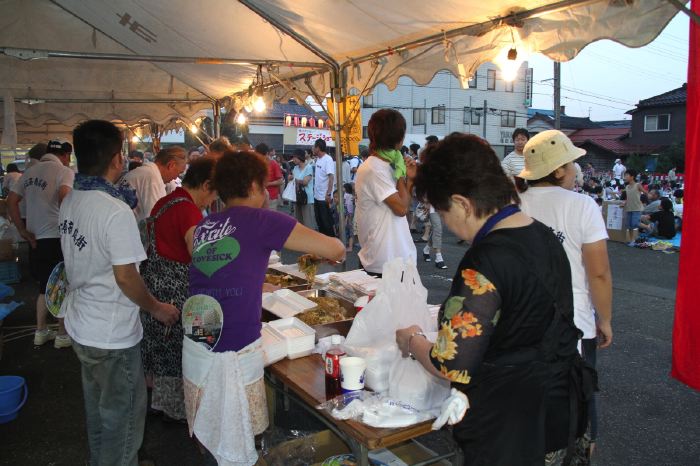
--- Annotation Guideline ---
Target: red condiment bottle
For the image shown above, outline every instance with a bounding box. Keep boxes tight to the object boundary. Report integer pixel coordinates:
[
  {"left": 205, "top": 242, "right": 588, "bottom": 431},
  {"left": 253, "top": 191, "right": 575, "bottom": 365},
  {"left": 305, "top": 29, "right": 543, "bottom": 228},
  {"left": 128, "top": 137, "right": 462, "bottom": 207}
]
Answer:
[{"left": 324, "top": 334, "right": 346, "bottom": 399}]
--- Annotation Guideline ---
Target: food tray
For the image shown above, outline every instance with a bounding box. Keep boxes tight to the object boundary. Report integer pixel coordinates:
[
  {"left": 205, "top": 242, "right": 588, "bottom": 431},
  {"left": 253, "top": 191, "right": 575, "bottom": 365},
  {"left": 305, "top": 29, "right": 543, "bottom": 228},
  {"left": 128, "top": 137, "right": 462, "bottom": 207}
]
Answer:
[
  {"left": 296, "top": 289, "right": 357, "bottom": 342},
  {"left": 265, "top": 268, "right": 310, "bottom": 292},
  {"left": 261, "top": 323, "right": 287, "bottom": 366},
  {"left": 268, "top": 317, "right": 316, "bottom": 359},
  {"left": 262, "top": 289, "right": 317, "bottom": 319}
]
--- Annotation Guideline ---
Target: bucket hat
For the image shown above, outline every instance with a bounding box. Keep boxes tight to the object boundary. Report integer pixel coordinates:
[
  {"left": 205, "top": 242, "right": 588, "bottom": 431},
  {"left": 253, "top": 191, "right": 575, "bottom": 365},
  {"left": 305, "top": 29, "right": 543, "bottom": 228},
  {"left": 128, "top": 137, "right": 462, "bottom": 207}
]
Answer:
[{"left": 518, "top": 130, "right": 586, "bottom": 180}]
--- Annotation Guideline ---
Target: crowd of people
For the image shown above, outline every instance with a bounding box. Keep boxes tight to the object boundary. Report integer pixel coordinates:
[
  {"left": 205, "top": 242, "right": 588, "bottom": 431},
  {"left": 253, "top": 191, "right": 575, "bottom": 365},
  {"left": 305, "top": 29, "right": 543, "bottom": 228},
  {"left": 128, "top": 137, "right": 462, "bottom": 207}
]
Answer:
[{"left": 2, "top": 115, "right": 648, "bottom": 466}]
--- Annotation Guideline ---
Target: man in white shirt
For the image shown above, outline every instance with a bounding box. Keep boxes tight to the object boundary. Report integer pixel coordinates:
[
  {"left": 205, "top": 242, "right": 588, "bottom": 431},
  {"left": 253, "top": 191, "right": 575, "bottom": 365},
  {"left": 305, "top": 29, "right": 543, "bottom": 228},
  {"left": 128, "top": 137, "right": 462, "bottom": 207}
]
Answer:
[
  {"left": 312, "top": 138, "right": 337, "bottom": 237},
  {"left": 612, "top": 159, "right": 626, "bottom": 186},
  {"left": 342, "top": 154, "right": 362, "bottom": 184},
  {"left": 8, "top": 140, "right": 75, "bottom": 348},
  {"left": 61, "top": 120, "right": 178, "bottom": 466},
  {"left": 501, "top": 128, "right": 530, "bottom": 180},
  {"left": 123, "top": 146, "right": 187, "bottom": 222}
]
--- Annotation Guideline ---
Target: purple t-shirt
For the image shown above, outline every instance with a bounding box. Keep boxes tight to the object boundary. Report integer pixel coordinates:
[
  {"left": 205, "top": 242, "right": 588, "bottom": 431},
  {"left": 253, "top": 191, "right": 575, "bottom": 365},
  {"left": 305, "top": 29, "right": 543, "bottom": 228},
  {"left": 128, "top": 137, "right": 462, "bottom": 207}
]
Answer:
[{"left": 189, "top": 206, "right": 296, "bottom": 352}]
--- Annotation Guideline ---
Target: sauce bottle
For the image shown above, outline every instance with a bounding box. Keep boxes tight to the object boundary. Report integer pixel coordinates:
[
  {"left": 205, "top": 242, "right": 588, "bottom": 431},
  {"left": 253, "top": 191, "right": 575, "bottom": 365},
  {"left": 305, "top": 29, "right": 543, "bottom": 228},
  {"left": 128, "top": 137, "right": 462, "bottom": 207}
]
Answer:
[{"left": 324, "top": 334, "right": 346, "bottom": 399}]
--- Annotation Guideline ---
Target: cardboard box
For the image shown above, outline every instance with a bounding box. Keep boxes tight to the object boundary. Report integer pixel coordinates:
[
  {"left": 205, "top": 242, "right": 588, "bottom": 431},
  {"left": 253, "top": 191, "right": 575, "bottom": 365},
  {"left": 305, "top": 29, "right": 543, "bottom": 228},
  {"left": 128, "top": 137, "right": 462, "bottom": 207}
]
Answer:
[
  {"left": 602, "top": 200, "right": 628, "bottom": 243},
  {"left": 0, "top": 239, "right": 15, "bottom": 262}
]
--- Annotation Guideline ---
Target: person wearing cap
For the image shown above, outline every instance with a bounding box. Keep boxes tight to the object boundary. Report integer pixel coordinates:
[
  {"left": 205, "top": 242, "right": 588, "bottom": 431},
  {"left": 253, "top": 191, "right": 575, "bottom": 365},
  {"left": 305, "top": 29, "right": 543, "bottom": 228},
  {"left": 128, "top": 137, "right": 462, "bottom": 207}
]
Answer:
[
  {"left": 517, "top": 129, "right": 613, "bottom": 454},
  {"left": 501, "top": 128, "right": 530, "bottom": 180},
  {"left": 612, "top": 158, "right": 626, "bottom": 187},
  {"left": 289, "top": 149, "right": 316, "bottom": 229},
  {"left": 7, "top": 140, "right": 75, "bottom": 348}
]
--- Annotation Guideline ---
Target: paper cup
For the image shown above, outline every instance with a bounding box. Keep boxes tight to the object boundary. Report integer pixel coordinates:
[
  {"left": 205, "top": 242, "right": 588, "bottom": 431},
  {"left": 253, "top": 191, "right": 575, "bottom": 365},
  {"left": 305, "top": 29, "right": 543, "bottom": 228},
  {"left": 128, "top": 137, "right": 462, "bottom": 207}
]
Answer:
[{"left": 340, "top": 356, "right": 366, "bottom": 392}]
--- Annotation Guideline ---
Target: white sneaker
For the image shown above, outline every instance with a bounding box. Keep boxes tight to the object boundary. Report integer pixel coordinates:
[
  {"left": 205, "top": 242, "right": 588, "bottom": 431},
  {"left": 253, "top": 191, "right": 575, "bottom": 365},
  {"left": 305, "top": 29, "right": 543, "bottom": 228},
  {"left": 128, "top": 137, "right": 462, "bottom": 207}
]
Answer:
[
  {"left": 34, "top": 329, "right": 57, "bottom": 346},
  {"left": 54, "top": 334, "right": 72, "bottom": 349}
]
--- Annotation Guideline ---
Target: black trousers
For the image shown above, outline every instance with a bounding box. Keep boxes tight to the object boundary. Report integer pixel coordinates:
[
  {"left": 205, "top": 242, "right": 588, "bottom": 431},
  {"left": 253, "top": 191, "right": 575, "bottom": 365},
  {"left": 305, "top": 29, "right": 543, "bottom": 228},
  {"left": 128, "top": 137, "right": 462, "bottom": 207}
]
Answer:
[
  {"left": 314, "top": 200, "right": 336, "bottom": 237},
  {"left": 581, "top": 337, "right": 598, "bottom": 441}
]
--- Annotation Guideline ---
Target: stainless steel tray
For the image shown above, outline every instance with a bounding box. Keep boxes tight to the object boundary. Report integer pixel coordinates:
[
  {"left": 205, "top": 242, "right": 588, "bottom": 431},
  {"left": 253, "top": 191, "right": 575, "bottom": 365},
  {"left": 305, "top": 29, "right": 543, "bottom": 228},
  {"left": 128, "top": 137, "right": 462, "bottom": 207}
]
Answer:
[{"left": 264, "top": 268, "right": 310, "bottom": 292}]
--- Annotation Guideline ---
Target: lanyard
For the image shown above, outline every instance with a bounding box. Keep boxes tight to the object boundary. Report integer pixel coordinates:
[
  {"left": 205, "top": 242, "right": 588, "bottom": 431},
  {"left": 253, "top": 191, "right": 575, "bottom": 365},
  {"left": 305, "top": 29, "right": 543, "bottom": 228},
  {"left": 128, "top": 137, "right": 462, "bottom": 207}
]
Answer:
[{"left": 472, "top": 204, "right": 521, "bottom": 246}]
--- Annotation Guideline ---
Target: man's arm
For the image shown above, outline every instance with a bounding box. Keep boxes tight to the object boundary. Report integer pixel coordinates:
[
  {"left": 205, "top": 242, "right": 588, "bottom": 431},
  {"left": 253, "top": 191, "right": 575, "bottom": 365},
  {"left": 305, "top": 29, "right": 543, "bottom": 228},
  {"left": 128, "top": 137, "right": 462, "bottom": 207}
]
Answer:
[
  {"left": 7, "top": 191, "right": 35, "bottom": 248},
  {"left": 325, "top": 173, "right": 334, "bottom": 202},
  {"left": 58, "top": 186, "right": 72, "bottom": 206},
  {"left": 383, "top": 177, "right": 414, "bottom": 217},
  {"left": 113, "top": 263, "right": 179, "bottom": 325},
  {"left": 582, "top": 240, "right": 613, "bottom": 348}
]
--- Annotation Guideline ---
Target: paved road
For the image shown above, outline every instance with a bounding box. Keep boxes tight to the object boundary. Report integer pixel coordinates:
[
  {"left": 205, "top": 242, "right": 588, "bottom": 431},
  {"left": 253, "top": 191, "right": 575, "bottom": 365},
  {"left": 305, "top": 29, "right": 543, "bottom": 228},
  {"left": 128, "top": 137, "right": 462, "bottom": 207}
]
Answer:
[{"left": 0, "top": 230, "right": 697, "bottom": 466}]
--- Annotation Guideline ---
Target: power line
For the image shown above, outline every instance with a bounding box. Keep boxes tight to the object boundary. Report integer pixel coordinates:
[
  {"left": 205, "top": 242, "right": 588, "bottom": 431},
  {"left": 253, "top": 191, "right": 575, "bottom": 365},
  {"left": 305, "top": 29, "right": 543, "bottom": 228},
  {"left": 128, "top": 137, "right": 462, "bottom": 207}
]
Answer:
[{"left": 534, "top": 82, "right": 635, "bottom": 106}]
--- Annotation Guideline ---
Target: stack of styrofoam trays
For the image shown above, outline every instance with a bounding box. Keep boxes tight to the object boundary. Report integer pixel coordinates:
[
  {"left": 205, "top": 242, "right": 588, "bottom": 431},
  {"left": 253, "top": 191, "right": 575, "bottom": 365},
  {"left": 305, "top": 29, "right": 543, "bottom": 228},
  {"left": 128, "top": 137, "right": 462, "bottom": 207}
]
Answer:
[
  {"left": 262, "top": 289, "right": 317, "bottom": 319},
  {"left": 268, "top": 317, "right": 316, "bottom": 359},
  {"left": 267, "top": 262, "right": 306, "bottom": 280},
  {"left": 261, "top": 323, "right": 286, "bottom": 366}
]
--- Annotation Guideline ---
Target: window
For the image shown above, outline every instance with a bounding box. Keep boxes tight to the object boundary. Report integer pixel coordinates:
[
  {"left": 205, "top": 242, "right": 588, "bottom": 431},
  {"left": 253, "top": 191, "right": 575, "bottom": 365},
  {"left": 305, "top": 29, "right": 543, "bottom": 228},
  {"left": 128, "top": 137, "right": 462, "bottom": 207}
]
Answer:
[
  {"left": 463, "top": 107, "right": 480, "bottom": 125},
  {"left": 644, "top": 114, "right": 670, "bottom": 132},
  {"left": 501, "top": 110, "right": 516, "bottom": 127},
  {"left": 487, "top": 69, "right": 496, "bottom": 90},
  {"left": 413, "top": 108, "right": 426, "bottom": 125},
  {"left": 362, "top": 126, "right": 368, "bottom": 139},
  {"left": 432, "top": 105, "right": 445, "bottom": 124},
  {"left": 362, "top": 94, "right": 374, "bottom": 108},
  {"left": 468, "top": 74, "right": 477, "bottom": 89},
  {"left": 505, "top": 79, "right": 514, "bottom": 92}
]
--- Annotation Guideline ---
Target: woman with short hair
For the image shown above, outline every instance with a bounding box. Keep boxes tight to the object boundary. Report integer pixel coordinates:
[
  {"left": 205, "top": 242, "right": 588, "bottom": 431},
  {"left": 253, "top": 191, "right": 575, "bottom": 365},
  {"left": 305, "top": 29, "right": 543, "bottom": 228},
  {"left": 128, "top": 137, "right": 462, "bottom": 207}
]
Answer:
[
  {"left": 396, "top": 133, "right": 592, "bottom": 466},
  {"left": 289, "top": 149, "right": 316, "bottom": 229},
  {"left": 140, "top": 157, "right": 219, "bottom": 422},
  {"left": 355, "top": 109, "right": 417, "bottom": 276}
]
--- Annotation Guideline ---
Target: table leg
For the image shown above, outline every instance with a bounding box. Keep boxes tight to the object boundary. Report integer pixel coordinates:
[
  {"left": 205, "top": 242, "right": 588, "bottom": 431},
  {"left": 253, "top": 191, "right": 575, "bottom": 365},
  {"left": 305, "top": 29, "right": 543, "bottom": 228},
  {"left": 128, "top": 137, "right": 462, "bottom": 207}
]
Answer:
[{"left": 345, "top": 437, "right": 369, "bottom": 466}]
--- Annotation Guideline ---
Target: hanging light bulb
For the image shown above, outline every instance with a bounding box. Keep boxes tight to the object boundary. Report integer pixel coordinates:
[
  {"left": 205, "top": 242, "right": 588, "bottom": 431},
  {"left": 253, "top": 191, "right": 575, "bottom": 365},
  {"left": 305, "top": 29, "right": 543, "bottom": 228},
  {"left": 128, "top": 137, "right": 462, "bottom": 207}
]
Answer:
[
  {"left": 253, "top": 89, "right": 266, "bottom": 113},
  {"left": 190, "top": 124, "right": 199, "bottom": 134},
  {"left": 493, "top": 28, "right": 528, "bottom": 82},
  {"left": 244, "top": 103, "right": 253, "bottom": 113},
  {"left": 131, "top": 135, "right": 139, "bottom": 143},
  {"left": 236, "top": 112, "right": 247, "bottom": 125}
]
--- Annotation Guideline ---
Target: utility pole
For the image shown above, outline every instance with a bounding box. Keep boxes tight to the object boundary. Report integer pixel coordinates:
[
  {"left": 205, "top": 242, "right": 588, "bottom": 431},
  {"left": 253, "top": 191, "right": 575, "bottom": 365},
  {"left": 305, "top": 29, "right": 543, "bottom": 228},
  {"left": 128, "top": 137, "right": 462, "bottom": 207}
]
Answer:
[
  {"left": 553, "top": 62, "right": 561, "bottom": 130},
  {"left": 483, "top": 100, "right": 487, "bottom": 138}
]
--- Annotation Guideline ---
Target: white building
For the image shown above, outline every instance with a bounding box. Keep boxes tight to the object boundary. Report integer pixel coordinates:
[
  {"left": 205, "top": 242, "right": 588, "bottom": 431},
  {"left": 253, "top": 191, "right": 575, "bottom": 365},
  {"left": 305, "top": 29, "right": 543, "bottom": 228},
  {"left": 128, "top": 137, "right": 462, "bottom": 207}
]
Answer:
[{"left": 359, "top": 62, "right": 532, "bottom": 158}]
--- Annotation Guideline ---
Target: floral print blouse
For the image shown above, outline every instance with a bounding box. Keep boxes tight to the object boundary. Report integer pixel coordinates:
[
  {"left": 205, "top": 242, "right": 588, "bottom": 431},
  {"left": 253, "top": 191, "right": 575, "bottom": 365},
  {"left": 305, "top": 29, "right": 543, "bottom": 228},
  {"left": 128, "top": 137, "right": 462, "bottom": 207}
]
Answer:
[{"left": 429, "top": 267, "right": 502, "bottom": 385}]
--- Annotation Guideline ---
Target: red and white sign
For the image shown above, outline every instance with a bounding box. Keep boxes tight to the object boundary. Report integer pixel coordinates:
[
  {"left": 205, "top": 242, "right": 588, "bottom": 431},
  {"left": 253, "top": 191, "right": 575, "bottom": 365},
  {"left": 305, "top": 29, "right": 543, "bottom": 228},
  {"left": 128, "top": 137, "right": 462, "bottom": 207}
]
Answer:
[{"left": 295, "top": 128, "right": 335, "bottom": 146}]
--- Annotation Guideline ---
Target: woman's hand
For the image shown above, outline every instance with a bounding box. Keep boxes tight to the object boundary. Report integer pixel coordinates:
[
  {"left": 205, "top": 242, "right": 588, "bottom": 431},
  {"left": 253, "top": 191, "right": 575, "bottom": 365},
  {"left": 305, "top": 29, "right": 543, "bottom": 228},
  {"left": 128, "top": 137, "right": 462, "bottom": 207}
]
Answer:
[
  {"left": 396, "top": 325, "right": 423, "bottom": 358},
  {"left": 597, "top": 318, "right": 613, "bottom": 348},
  {"left": 405, "top": 157, "right": 417, "bottom": 181}
]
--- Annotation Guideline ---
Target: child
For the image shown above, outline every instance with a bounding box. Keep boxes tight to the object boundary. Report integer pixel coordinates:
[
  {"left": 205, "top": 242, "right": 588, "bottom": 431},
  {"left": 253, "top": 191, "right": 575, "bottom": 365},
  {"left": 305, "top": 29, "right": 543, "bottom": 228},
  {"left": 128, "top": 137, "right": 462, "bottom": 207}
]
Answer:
[
  {"left": 640, "top": 198, "right": 676, "bottom": 239},
  {"left": 343, "top": 183, "right": 356, "bottom": 252},
  {"left": 623, "top": 169, "right": 647, "bottom": 246}
]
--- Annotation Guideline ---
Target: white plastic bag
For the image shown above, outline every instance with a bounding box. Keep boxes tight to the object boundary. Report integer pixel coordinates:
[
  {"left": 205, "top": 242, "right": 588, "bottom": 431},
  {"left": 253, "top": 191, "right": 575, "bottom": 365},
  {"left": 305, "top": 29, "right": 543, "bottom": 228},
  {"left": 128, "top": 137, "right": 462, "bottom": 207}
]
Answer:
[
  {"left": 281, "top": 181, "right": 296, "bottom": 202},
  {"left": 388, "top": 357, "right": 451, "bottom": 412},
  {"left": 344, "top": 258, "right": 438, "bottom": 393}
]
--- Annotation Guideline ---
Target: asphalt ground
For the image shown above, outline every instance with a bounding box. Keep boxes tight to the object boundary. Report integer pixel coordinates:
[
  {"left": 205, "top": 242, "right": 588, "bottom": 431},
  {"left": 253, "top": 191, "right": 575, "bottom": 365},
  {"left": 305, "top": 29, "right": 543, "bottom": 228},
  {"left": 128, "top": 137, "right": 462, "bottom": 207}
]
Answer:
[{"left": 0, "top": 224, "right": 698, "bottom": 466}]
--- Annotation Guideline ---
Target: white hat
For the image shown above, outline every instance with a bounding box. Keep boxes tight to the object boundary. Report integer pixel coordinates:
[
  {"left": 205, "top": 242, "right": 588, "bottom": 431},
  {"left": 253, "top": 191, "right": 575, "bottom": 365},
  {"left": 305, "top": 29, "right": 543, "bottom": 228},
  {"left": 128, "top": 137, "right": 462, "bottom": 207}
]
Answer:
[{"left": 518, "top": 130, "right": 586, "bottom": 180}]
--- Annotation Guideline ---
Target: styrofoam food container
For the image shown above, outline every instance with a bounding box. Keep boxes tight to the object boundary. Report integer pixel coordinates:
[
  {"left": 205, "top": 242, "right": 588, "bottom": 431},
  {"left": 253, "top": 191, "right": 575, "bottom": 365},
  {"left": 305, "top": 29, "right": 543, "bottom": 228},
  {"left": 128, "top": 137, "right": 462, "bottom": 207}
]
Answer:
[
  {"left": 268, "top": 317, "right": 316, "bottom": 359},
  {"left": 261, "top": 323, "right": 287, "bottom": 366},
  {"left": 262, "top": 289, "right": 317, "bottom": 318}
]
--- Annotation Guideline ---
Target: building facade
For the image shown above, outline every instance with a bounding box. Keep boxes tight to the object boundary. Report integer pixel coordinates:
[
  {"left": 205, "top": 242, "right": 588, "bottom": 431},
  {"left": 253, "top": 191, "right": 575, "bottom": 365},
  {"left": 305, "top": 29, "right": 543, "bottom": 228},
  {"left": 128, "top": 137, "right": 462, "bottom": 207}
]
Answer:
[
  {"left": 625, "top": 83, "right": 687, "bottom": 149},
  {"left": 359, "top": 63, "right": 533, "bottom": 158}
]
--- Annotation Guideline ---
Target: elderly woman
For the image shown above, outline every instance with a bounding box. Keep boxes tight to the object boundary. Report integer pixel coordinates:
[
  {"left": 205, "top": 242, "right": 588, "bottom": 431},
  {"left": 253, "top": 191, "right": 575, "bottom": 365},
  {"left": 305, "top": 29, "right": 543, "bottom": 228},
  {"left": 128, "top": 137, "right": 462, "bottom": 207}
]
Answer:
[
  {"left": 355, "top": 109, "right": 417, "bottom": 276},
  {"left": 289, "top": 148, "right": 316, "bottom": 229},
  {"left": 396, "top": 133, "right": 592, "bottom": 466},
  {"left": 517, "top": 130, "right": 613, "bottom": 453},
  {"left": 140, "top": 158, "right": 219, "bottom": 422},
  {"left": 185, "top": 150, "right": 345, "bottom": 465}
]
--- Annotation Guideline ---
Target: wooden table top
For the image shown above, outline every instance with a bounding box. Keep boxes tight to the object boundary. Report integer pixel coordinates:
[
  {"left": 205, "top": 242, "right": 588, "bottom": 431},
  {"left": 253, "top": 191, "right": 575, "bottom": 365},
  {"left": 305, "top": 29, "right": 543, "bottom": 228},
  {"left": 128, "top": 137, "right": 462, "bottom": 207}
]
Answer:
[{"left": 267, "top": 354, "right": 434, "bottom": 450}]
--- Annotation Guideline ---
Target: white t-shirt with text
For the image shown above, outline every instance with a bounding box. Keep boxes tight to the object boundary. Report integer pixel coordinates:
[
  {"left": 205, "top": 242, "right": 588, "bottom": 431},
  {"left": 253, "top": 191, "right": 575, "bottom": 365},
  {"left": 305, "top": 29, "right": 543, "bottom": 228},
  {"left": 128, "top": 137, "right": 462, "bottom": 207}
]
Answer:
[
  {"left": 60, "top": 190, "right": 147, "bottom": 349},
  {"left": 520, "top": 186, "right": 608, "bottom": 338},
  {"left": 123, "top": 162, "right": 166, "bottom": 222},
  {"left": 355, "top": 156, "right": 416, "bottom": 273},
  {"left": 313, "top": 153, "right": 336, "bottom": 201},
  {"left": 11, "top": 154, "right": 74, "bottom": 239}
]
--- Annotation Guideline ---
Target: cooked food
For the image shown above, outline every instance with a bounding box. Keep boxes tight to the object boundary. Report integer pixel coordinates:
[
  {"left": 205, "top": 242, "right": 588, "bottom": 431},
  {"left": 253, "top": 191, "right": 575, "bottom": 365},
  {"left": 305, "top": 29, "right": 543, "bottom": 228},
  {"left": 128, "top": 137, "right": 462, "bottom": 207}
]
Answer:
[
  {"left": 265, "top": 273, "right": 296, "bottom": 287},
  {"left": 296, "top": 296, "right": 348, "bottom": 326},
  {"left": 297, "top": 254, "right": 319, "bottom": 284}
]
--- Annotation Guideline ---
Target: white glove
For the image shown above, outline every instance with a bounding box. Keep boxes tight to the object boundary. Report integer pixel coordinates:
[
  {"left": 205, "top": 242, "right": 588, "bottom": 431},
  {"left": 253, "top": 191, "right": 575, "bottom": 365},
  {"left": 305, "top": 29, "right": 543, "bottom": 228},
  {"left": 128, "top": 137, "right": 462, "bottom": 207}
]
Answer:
[{"left": 431, "top": 388, "right": 469, "bottom": 430}]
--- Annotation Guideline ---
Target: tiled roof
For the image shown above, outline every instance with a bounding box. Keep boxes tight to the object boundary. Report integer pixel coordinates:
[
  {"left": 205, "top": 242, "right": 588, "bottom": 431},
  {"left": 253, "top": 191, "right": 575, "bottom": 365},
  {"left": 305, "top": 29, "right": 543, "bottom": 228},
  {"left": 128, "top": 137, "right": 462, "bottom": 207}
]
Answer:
[
  {"left": 596, "top": 120, "right": 632, "bottom": 129},
  {"left": 529, "top": 112, "right": 601, "bottom": 130},
  {"left": 627, "top": 84, "right": 687, "bottom": 114},
  {"left": 569, "top": 127, "right": 662, "bottom": 155}
]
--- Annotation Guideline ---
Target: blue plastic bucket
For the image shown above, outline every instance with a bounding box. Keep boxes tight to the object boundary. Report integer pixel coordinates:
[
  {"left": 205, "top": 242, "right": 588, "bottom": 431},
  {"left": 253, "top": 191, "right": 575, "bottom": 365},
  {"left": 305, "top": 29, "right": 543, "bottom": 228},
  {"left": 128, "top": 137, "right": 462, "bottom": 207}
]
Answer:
[{"left": 0, "top": 376, "right": 28, "bottom": 423}]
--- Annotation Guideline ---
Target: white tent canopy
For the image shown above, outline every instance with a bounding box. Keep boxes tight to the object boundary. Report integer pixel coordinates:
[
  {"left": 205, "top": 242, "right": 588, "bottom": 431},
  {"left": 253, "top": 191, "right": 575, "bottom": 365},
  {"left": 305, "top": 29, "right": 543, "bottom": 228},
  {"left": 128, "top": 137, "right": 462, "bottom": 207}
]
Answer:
[{"left": 0, "top": 0, "right": 682, "bottom": 144}]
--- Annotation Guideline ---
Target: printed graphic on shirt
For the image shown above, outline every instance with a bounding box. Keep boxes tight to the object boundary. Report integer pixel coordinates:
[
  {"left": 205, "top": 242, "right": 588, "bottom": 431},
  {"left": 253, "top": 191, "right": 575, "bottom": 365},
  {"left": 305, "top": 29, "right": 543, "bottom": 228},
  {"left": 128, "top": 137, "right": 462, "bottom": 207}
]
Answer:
[
  {"left": 183, "top": 294, "right": 223, "bottom": 350},
  {"left": 45, "top": 261, "right": 68, "bottom": 317},
  {"left": 192, "top": 236, "right": 240, "bottom": 278},
  {"left": 548, "top": 226, "right": 566, "bottom": 244},
  {"left": 23, "top": 176, "right": 48, "bottom": 190},
  {"left": 60, "top": 219, "right": 88, "bottom": 251}
]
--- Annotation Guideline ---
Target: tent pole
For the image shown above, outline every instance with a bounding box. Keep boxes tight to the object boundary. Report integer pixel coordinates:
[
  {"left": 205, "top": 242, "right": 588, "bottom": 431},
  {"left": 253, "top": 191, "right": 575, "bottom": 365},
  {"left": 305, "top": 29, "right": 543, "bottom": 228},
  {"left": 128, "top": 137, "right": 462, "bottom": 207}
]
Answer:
[
  {"left": 213, "top": 101, "right": 221, "bottom": 139},
  {"left": 11, "top": 98, "right": 211, "bottom": 104},
  {"left": 331, "top": 85, "right": 347, "bottom": 248}
]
